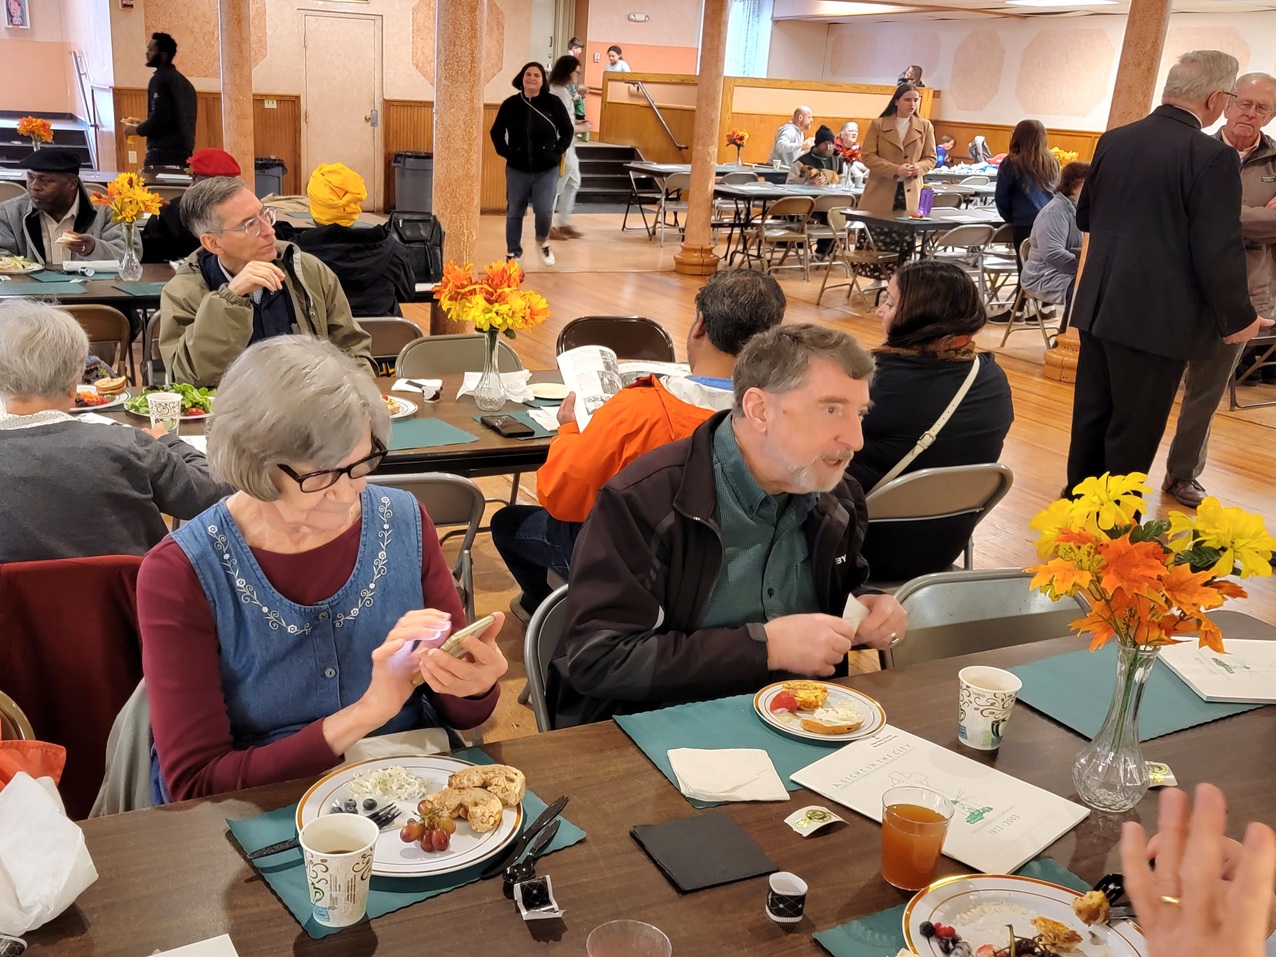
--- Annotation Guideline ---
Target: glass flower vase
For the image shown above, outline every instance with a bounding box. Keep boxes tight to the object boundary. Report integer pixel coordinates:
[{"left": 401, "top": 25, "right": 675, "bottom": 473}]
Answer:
[
  {"left": 119, "top": 223, "right": 143, "bottom": 281},
  {"left": 473, "top": 329, "right": 506, "bottom": 412},
  {"left": 734, "top": 145, "right": 743, "bottom": 167},
  {"left": 1072, "top": 641, "right": 1159, "bottom": 812}
]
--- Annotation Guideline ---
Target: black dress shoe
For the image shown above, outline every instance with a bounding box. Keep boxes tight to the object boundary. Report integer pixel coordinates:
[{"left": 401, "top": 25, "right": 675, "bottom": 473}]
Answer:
[{"left": 1162, "top": 476, "right": 1206, "bottom": 509}]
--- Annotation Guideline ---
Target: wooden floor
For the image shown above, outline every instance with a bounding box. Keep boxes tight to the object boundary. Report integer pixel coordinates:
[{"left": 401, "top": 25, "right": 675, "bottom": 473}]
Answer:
[{"left": 404, "top": 210, "right": 1276, "bottom": 743}]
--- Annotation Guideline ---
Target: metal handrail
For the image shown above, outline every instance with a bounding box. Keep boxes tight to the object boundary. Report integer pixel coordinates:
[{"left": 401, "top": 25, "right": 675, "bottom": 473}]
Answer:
[{"left": 632, "top": 81, "right": 687, "bottom": 153}]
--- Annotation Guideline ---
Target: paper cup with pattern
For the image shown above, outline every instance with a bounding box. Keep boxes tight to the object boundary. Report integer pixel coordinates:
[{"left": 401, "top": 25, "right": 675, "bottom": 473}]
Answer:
[
  {"left": 145, "top": 391, "right": 182, "bottom": 436},
  {"left": 766, "top": 871, "right": 808, "bottom": 924},
  {"left": 299, "top": 813, "right": 378, "bottom": 928},
  {"left": 957, "top": 666, "right": 1023, "bottom": 751}
]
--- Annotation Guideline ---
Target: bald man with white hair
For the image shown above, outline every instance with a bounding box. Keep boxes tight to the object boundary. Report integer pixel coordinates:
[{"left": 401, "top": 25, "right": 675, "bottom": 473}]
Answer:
[
  {"left": 769, "top": 106, "right": 814, "bottom": 166},
  {"left": 1162, "top": 71, "right": 1276, "bottom": 507}
]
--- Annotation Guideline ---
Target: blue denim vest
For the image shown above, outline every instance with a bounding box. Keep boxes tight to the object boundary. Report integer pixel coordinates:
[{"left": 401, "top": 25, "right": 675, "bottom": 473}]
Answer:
[{"left": 153, "top": 486, "right": 446, "bottom": 802}]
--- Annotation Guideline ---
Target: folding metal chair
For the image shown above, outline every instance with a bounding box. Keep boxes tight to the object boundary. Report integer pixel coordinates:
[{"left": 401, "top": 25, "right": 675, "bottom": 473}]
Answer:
[
  {"left": 65, "top": 304, "right": 137, "bottom": 384},
  {"left": 360, "top": 316, "right": 425, "bottom": 376},
  {"left": 1001, "top": 238, "right": 1058, "bottom": 348},
  {"left": 623, "top": 169, "right": 662, "bottom": 238},
  {"left": 656, "top": 173, "right": 691, "bottom": 247},
  {"left": 557, "top": 316, "right": 675, "bottom": 362},
  {"left": 928, "top": 224, "right": 995, "bottom": 299},
  {"left": 522, "top": 584, "right": 569, "bottom": 732},
  {"left": 746, "top": 195, "right": 815, "bottom": 279},
  {"left": 817, "top": 208, "right": 899, "bottom": 308}
]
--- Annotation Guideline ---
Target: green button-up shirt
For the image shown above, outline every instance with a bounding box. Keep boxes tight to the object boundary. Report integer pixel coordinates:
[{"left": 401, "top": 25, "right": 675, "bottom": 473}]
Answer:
[{"left": 699, "top": 418, "right": 820, "bottom": 628}]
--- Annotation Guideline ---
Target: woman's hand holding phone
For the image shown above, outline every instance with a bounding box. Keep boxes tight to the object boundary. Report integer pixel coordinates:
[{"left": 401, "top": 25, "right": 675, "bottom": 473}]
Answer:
[{"left": 418, "top": 613, "right": 509, "bottom": 698}]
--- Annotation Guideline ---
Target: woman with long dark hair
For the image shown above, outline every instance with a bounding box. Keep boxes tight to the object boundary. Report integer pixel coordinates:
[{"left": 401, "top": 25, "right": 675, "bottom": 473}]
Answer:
[
  {"left": 546, "top": 55, "right": 593, "bottom": 240},
  {"left": 995, "top": 119, "right": 1060, "bottom": 266},
  {"left": 860, "top": 84, "right": 937, "bottom": 217},
  {"left": 849, "top": 260, "right": 1014, "bottom": 581},
  {"left": 489, "top": 61, "right": 574, "bottom": 265}
]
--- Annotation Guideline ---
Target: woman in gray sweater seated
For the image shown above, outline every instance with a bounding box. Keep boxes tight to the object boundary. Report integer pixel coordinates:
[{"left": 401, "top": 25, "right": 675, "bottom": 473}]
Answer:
[
  {"left": 0, "top": 299, "right": 228, "bottom": 562},
  {"left": 1019, "top": 161, "right": 1090, "bottom": 323}
]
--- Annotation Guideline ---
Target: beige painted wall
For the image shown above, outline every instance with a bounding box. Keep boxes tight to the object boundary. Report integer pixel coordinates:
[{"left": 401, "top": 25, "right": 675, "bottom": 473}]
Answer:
[
  {"left": 106, "top": 0, "right": 538, "bottom": 103},
  {"left": 769, "top": 12, "right": 1276, "bottom": 131},
  {"left": 0, "top": 0, "right": 74, "bottom": 113}
]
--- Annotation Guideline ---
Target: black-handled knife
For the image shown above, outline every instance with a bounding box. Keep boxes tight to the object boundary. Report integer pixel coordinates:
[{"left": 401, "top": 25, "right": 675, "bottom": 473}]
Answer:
[
  {"left": 480, "top": 794, "right": 568, "bottom": 880},
  {"left": 521, "top": 818, "right": 561, "bottom": 866}
]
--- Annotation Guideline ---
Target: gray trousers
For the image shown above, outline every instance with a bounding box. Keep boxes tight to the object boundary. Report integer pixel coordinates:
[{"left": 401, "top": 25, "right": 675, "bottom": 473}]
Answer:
[{"left": 1165, "top": 341, "right": 1244, "bottom": 480}]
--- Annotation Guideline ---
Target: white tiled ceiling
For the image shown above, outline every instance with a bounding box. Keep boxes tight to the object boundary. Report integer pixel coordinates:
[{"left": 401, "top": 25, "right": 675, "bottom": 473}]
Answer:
[{"left": 771, "top": 0, "right": 1276, "bottom": 23}]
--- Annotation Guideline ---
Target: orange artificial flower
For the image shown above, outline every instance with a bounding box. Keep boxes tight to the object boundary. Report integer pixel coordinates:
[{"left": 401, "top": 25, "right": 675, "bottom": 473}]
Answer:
[{"left": 1096, "top": 535, "right": 1168, "bottom": 600}]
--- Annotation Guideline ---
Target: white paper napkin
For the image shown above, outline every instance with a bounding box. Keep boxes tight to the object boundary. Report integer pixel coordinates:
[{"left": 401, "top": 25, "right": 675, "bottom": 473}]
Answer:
[
  {"left": 391, "top": 377, "right": 443, "bottom": 396},
  {"left": 180, "top": 435, "right": 208, "bottom": 454},
  {"left": 75, "top": 412, "right": 127, "bottom": 427},
  {"left": 457, "top": 370, "right": 534, "bottom": 404},
  {"left": 667, "top": 748, "right": 789, "bottom": 803},
  {"left": 152, "top": 936, "right": 241, "bottom": 956},
  {"left": 527, "top": 408, "right": 560, "bottom": 433},
  {"left": 0, "top": 772, "right": 98, "bottom": 935}
]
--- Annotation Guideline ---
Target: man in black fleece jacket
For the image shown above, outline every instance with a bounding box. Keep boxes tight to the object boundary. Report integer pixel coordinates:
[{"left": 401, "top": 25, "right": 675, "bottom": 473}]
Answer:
[{"left": 123, "top": 32, "right": 197, "bottom": 168}]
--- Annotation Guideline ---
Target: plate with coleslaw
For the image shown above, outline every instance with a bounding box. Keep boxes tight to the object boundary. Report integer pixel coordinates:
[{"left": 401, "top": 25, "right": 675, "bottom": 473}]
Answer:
[{"left": 295, "top": 755, "right": 523, "bottom": 877}]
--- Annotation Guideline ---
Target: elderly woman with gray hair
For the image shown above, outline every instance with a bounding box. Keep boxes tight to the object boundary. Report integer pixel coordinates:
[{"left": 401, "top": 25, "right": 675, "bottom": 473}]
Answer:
[
  {"left": 137, "top": 335, "right": 505, "bottom": 803},
  {"left": 0, "top": 299, "right": 225, "bottom": 563}
]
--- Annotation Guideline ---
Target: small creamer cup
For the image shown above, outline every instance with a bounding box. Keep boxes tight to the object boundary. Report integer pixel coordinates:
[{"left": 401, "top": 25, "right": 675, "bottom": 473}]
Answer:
[
  {"left": 299, "top": 813, "right": 378, "bottom": 928},
  {"left": 957, "top": 666, "right": 1023, "bottom": 750},
  {"left": 766, "top": 871, "right": 808, "bottom": 924},
  {"left": 146, "top": 391, "right": 182, "bottom": 436}
]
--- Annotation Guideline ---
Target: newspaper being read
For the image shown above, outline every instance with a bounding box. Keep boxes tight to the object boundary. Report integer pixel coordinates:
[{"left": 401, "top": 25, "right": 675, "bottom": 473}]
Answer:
[{"left": 556, "top": 345, "right": 689, "bottom": 429}]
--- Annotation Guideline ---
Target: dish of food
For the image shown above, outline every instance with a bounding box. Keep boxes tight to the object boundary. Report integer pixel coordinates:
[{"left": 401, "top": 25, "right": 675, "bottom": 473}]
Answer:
[
  {"left": 383, "top": 394, "right": 418, "bottom": 419},
  {"left": 753, "top": 680, "right": 886, "bottom": 743},
  {"left": 71, "top": 382, "right": 131, "bottom": 412},
  {"left": 903, "top": 874, "right": 1146, "bottom": 957},
  {"left": 296, "top": 755, "right": 524, "bottom": 877},
  {"left": 0, "top": 255, "right": 40, "bottom": 274},
  {"left": 124, "top": 384, "right": 215, "bottom": 420}
]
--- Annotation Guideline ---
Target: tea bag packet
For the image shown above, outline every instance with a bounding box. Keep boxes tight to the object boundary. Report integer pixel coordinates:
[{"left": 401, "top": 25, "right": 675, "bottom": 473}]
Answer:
[
  {"left": 514, "top": 876, "right": 564, "bottom": 920},
  {"left": 783, "top": 806, "right": 845, "bottom": 838}
]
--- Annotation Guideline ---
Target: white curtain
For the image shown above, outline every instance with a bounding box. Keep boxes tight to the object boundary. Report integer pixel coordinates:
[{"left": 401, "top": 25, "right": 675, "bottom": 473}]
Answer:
[{"left": 725, "top": 0, "right": 774, "bottom": 78}]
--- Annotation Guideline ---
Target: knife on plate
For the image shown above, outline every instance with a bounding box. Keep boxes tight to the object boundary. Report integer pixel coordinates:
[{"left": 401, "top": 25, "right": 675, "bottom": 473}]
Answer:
[
  {"left": 521, "top": 818, "right": 561, "bottom": 866},
  {"left": 480, "top": 794, "right": 568, "bottom": 880}
]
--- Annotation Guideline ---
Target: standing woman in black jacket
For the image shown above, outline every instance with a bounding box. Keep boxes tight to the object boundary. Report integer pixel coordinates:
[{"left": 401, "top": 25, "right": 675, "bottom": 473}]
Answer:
[{"left": 490, "top": 62, "right": 574, "bottom": 266}]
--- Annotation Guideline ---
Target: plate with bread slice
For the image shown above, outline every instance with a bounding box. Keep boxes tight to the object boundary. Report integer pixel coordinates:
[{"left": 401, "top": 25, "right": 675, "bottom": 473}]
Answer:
[
  {"left": 71, "top": 378, "right": 130, "bottom": 412},
  {"left": 753, "top": 680, "right": 886, "bottom": 743}
]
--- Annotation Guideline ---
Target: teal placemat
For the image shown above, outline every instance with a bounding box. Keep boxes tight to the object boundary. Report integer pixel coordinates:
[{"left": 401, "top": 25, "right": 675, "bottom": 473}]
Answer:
[
  {"left": 1010, "top": 643, "right": 1263, "bottom": 742},
  {"left": 614, "top": 694, "right": 844, "bottom": 808},
  {"left": 522, "top": 397, "right": 561, "bottom": 409},
  {"left": 813, "top": 858, "right": 1088, "bottom": 957},
  {"left": 225, "top": 748, "right": 586, "bottom": 939},
  {"left": 471, "top": 411, "right": 555, "bottom": 440},
  {"left": 388, "top": 418, "right": 479, "bottom": 451},
  {"left": 22, "top": 269, "right": 73, "bottom": 282},
  {"left": 0, "top": 280, "right": 88, "bottom": 296},
  {"left": 112, "top": 281, "right": 169, "bottom": 296}
]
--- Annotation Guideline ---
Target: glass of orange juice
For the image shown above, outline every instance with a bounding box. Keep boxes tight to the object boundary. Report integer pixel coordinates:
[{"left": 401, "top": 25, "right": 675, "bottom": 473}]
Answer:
[{"left": 880, "top": 786, "right": 954, "bottom": 890}]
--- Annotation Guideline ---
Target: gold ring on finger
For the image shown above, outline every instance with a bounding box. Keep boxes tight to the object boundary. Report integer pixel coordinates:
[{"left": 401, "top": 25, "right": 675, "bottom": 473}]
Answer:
[{"left": 1159, "top": 895, "right": 1182, "bottom": 906}]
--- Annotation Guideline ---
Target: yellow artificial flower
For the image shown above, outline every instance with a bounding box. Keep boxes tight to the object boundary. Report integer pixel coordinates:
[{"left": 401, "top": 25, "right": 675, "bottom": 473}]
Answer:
[
  {"left": 1187, "top": 497, "right": 1276, "bottom": 578},
  {"left": 1071, "top": 471, "right": 1149, "bottom": 533},
  {"left": 1029, "top": 497, "right": 1082, "bottom": 558}
]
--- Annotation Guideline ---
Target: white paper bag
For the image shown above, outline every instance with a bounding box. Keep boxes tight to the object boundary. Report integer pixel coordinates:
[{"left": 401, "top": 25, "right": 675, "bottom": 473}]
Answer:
[{"left": 0, "top": 773, "right": 98, "bottom": 935}]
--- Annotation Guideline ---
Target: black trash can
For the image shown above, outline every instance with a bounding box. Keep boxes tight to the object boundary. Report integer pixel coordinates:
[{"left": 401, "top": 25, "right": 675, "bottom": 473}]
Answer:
[
  {"left": 254, "top": 157, "right": 287, "bottom": 198},
  {"left": 393, "top": 151, "right": 434, "bottom": 212}
]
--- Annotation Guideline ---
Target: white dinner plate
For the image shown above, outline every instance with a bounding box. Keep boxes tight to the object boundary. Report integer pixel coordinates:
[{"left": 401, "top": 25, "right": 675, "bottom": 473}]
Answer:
[
  {"left": 384, "top": 394, "right": 418, "bottom": 419},
  {"left": 0, "top": 260, "right": 41, "bottom": 274},
  {"left": 903, "top": 874, "right": 1146, "bottom": 957},
  {"left": 753, "top": 681, "right": 886, "bottom": 743},
  {"left": 531, "top": 382, "right": 568, "bottom": 401},
  {"left": 295, "top": 755, "right": 522, "bottom": 878},
  {"left": 70, "top": 388, "right": 130, "bottom": 412}
]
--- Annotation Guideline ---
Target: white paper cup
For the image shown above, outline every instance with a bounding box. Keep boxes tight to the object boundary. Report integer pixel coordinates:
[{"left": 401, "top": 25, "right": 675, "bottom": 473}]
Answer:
[
  {"left": 299, "top": 813, "right": 378, "bottom": 928},
  {"left": 146, "top": 391, "right": 182, "bottom": 436},
  {"left": 766, "top": 871, "right": 809, "bottom": 923},
  {"left": 957, "top": 666, "right": 1023, "bottom": 750}
]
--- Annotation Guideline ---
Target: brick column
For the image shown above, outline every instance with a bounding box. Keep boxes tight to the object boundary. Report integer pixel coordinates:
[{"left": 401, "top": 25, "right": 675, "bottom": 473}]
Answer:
[{"left": 217, "top": 0, "right": 255, "bottom": 184}]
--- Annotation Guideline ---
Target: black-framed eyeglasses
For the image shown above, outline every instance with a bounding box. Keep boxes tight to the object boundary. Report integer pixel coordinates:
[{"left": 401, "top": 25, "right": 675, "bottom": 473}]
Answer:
[
  {"left": 277, "top": 437, "right": 387, "bottom": 492},
  {"left": 1219, "top": 90, "right": 1238, "bottom": 102}
]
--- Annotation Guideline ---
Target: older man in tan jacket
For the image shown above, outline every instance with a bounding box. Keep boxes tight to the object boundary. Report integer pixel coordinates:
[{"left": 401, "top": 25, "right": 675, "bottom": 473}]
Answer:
[
  {"left": 159, "top": 176, "right": 375, "bottom": 389},
  {"left": 1161, "top": 72, "right": 1276, "bottom": 508}
]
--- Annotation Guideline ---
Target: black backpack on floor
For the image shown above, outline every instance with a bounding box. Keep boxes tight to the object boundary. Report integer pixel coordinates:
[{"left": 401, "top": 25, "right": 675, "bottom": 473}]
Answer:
[{"left": 388, "top": 210, "right": 445, "bottom": 284}]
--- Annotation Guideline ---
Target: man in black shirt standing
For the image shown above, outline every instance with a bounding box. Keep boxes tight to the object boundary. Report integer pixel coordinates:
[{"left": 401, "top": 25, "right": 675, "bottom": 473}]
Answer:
[{"left": 122, "top": 33, "right": 197, "bottom": 169}]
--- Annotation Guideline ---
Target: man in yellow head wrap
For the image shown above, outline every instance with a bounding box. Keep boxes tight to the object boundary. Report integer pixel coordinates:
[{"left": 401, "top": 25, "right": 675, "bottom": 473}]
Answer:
[
  {"left": 296, "top": 163, "right": 415, "bottom": 317},
  {"left": 307, "top": 163, "right": 367, "bottom": 226}
]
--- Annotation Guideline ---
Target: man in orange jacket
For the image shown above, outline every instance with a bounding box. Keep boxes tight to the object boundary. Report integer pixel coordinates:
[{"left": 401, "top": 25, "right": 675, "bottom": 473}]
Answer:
[{"left": 493, "top": 270, "right": 787, "bottom": 619}]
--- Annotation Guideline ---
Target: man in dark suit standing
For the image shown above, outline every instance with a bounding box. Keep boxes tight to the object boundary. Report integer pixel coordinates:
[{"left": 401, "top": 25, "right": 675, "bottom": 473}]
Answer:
[
  {"left": 121, "top": 33, "right": 197, "bottom": 169},
  {"left": 1066, "top": 50, "right": 1270, "bottom": 492}
]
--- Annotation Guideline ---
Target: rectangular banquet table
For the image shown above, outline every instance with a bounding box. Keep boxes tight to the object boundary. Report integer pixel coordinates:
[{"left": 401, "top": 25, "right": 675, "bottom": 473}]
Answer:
[
  {"left": 25, "top": 629, "right": 1276, "bottom": 957},
  {"left": 101, "top": 375, "right": 557, "bottom": 480},
  {"left": 0, "top": 262, "right": 176, "bottom": 311}
]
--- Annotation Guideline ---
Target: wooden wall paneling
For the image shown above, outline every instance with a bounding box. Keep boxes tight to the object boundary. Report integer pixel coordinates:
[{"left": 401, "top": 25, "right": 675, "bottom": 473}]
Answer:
[
  {"left": 481, "top": 104, "right": 506, "bottom": 214},
  {"left": 110, "top": 88, "right": 301, "bottom": 194},
  {"left": 382, "top": 100, "right": 434, "bottom": 211},
  {"left": 601, "top": 103, "right": 695, "bottom": 165},
  {"left": 932, "top": 121, "right": 1101, "bottom": 162}
]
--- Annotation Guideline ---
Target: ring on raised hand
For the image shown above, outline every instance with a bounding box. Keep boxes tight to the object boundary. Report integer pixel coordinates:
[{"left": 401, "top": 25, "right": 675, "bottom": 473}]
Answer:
[
  {"left": 1159, "top": 895, "right": 1182, "bottom": 906},
  {"left": 889, "top": 632, "right": 900, "bottom": 645}
]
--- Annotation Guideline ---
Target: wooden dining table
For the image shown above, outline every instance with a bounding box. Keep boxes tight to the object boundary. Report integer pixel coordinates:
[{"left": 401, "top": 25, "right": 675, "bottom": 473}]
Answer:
[
  {"left": 0, "top": 262, "right": 175, "bottom": 311},
  {"left": 25, "top": 625, "right": 1276, "bottom": 957}
]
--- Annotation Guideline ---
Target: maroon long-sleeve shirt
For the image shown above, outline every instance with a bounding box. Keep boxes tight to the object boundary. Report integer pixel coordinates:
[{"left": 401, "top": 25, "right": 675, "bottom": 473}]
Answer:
[{"left": 139, "top": 503, "right": 497, "bottom": 802}]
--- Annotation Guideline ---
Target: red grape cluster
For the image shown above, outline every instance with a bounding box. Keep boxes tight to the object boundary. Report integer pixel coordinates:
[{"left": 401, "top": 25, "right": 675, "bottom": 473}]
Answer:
[{"left": 399, "top": 798, "right": 457, "bottom": 853}]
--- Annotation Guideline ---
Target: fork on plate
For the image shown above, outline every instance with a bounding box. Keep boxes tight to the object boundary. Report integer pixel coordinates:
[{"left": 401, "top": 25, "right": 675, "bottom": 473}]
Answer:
[{"left": 245, "top": 802, "right": 400, "bottom": 861}]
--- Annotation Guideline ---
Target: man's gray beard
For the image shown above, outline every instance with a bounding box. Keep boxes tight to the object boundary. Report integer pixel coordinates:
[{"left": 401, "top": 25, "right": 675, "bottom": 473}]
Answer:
[{"left": 789, "top": 459, "right": 847, "bottom": 495}]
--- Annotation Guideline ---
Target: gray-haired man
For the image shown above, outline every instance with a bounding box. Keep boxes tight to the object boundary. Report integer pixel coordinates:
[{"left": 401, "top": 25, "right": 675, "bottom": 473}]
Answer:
[
  {"left": 547, "top": 323, "right": 908, "bottom": 728},
  {"left": 159, "top": 176, "right": 375, "bottom": 388},
  {"left": 1162, "top": 72, "right": 1276, "bottom": 507}
]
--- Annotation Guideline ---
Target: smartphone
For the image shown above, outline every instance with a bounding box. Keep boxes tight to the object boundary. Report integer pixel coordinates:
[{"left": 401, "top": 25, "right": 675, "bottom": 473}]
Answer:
[
  {"left": 480, "top": 414, "right": 535, "bottom": 439},
  {"left": 438, "top": 614, "right": 497, "bottom": 658}
]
